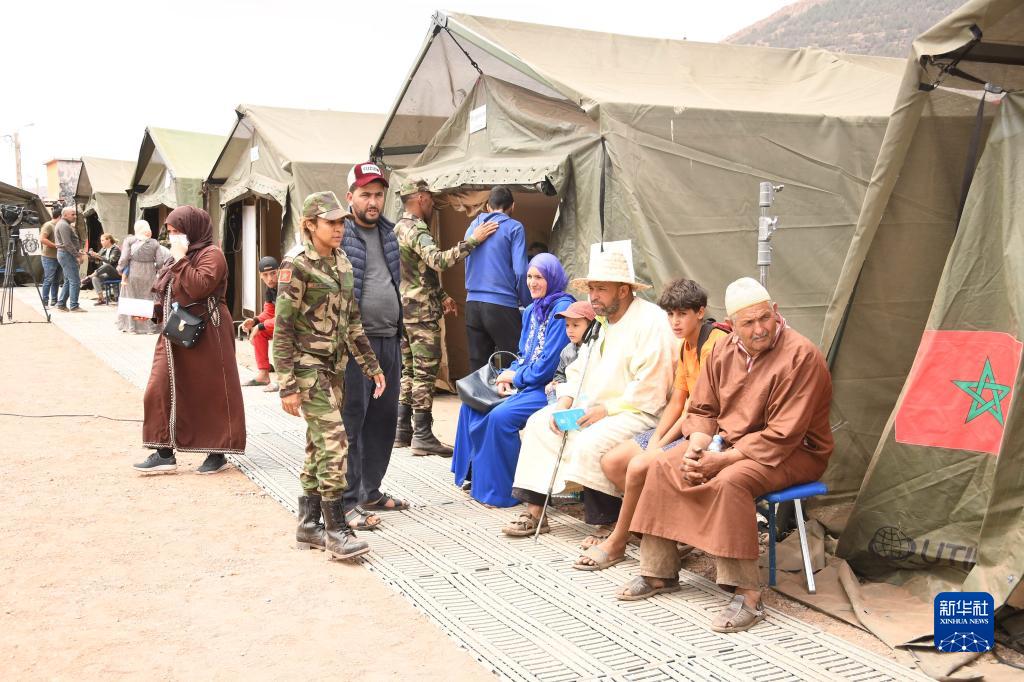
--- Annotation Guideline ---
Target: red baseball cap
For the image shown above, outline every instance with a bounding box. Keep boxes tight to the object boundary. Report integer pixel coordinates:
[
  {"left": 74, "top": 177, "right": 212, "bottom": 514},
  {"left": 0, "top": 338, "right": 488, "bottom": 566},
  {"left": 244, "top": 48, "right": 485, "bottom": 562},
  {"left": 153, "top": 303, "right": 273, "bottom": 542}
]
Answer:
[
  {"left": 347, "top": 162, "right": 389, "bottom": 189},
  {"left": 556, "top": 301, "right": 596, "bottom": 321}
]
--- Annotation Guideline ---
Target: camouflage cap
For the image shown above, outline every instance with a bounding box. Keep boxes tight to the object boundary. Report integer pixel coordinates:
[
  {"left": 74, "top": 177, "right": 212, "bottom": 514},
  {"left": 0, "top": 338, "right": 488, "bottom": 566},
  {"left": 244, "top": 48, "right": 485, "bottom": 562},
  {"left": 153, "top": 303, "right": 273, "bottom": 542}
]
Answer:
[
  {"left": 398, "top": 178, "right": 430, "bottom": 197},
  {"left": 302, "top": 191, "right": 350, "bottom": 221}
]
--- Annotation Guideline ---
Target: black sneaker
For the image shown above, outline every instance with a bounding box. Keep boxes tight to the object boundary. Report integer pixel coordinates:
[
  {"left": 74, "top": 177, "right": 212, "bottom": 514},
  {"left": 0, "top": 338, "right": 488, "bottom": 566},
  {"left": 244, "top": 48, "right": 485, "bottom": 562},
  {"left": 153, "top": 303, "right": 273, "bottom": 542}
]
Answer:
[
  {"left": 133, "top": 451, "right": 177, "bottom": 474},
  {"left": 197, "top": 453, "right": 232, "bottom": 475}
]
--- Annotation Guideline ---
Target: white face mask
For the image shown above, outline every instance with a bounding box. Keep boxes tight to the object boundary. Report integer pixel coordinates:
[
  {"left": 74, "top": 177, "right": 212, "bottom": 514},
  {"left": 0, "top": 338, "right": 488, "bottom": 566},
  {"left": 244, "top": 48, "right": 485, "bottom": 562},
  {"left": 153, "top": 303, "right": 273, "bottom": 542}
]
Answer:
[{"left": 169, "top": 233, "right": 189, "bottom": 249}]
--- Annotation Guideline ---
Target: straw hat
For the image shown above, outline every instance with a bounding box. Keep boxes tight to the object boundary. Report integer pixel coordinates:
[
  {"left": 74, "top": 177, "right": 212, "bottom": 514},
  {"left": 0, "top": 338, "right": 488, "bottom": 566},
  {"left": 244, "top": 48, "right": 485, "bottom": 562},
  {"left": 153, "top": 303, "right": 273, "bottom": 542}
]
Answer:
[{"left": 569, "top": 250, "right": 651, "bottom": 291}]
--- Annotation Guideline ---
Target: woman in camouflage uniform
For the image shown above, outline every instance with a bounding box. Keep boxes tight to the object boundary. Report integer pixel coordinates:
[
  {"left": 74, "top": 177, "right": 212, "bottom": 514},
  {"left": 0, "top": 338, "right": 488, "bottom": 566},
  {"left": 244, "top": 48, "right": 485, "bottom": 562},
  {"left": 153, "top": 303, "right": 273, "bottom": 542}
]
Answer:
[{"left": 274, "top": 191, "right": 385, "bottom": 561}]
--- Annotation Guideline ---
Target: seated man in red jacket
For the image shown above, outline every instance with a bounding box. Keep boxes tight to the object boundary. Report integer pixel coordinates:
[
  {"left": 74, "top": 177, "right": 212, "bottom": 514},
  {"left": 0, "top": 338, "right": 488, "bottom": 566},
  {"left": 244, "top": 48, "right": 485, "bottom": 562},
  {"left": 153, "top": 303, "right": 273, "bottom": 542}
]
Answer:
[{"left": 242, "top": 256, "right": 280, "bottom": 390}]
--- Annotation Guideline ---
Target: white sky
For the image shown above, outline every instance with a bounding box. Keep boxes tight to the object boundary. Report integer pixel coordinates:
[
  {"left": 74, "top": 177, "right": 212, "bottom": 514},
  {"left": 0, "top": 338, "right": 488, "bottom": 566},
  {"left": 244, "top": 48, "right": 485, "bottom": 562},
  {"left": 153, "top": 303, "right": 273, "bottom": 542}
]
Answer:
[{"left": 1, "top": 0, "right": 792, "bottom": 195}]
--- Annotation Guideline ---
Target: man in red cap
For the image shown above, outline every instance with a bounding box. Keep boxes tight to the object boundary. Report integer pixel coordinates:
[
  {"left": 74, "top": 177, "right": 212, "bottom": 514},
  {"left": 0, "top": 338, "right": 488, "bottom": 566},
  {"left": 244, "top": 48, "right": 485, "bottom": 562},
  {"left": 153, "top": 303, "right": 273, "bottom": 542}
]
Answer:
[{"left": 338, "top": 162, "right": 408, "bottom": 531}]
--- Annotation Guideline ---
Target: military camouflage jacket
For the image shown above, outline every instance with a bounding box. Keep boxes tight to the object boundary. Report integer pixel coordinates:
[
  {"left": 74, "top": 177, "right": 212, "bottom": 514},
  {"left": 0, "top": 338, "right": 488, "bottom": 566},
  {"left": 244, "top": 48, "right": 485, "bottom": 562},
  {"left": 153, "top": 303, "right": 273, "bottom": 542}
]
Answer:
[
  {"left": 394, "top": 211, "right": 478, "bottom": 323},
  {"left": 273, "top": 239, "right": 382, "bottom": 397}
]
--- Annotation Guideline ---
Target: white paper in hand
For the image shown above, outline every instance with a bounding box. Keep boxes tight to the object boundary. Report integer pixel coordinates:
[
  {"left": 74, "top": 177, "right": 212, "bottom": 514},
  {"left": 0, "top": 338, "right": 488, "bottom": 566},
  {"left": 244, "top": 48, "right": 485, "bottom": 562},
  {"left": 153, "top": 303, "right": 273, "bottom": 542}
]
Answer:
[{"left": 117, "top": 297, "right": 155, "bottom": 318}]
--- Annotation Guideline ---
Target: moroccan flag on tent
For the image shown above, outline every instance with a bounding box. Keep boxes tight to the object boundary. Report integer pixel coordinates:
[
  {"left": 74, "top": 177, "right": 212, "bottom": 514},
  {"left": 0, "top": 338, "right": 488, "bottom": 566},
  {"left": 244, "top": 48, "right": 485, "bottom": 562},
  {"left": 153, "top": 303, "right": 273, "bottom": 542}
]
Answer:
[
  {"left": 839, "top": 92, "right": 1024, "bottom": 609},
  {"left": 895, "top": 330, "right": 1021, "bottom": 456}
]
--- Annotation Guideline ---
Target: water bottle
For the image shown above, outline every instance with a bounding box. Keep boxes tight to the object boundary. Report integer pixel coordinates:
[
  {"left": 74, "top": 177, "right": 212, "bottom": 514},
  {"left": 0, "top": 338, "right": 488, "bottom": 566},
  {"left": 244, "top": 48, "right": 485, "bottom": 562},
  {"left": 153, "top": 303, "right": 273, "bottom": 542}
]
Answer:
[
  {"left": 706, "top": 435, "right": 725, "bottom": 452},
  {"left": 545, "top": 384, "right": 557, "bottom": 405}
]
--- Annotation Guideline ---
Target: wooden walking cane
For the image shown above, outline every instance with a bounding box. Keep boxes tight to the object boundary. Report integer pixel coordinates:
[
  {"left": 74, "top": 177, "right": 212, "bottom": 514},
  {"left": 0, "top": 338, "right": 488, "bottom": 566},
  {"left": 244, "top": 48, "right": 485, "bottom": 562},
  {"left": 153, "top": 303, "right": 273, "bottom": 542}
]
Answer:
[{"left": 534, "top": 319, "right": 601, "bottom": 542}]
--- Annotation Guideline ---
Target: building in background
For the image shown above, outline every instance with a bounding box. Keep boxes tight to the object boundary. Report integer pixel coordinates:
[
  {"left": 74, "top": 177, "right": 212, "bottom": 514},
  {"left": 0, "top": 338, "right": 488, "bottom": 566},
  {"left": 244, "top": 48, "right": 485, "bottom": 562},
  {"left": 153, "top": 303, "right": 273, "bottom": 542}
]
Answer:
[{"left": 44, "top": 158, "right": 83, "bottom": 206}]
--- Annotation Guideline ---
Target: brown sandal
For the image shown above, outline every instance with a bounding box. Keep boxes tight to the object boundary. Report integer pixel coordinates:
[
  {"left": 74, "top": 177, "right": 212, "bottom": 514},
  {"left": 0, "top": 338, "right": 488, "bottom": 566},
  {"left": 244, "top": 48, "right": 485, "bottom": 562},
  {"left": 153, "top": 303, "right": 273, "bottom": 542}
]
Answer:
[
  {"left": 711, "top": 594, "right": 765, "bottom": 632},
  {"left": 616, "top": 575, "right": 680, "bottom": 601},
  {"left": 502, "top": 512, "right": 549, "bottom": 537}
]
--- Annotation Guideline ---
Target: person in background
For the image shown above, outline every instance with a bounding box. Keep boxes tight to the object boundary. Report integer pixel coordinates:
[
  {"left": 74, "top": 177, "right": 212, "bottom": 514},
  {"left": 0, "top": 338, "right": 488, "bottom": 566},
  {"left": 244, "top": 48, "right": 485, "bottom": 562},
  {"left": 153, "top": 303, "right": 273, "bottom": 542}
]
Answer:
[
  {"left": 87, "top": 234, "right": 122, "bottom": 305},
  {"left": 54, "top": 206, "right": 85, "bottom": 312},
  {"left": 527, "top": 241, "right": 548, "bottom": 260},
  {"left": 39, "top": 208, "right": 61, "bottom": 307},
  {"left": 463, "top": 186, "right": 531, "bottom": 373},
  {"left": 133, "top": 206, "right": 245, "bottom": 475},
  {"left": 117, "top": 220, "right": 169, "bottom": 334},
  {"left": 451, "top": 254, "right": 574, "bottom": 507},
  {"left": 394, "top": 178, "right": 497, "bottom": 456},
  {"left": 241, "top": 256, "right": 280, "bottom": 390}
]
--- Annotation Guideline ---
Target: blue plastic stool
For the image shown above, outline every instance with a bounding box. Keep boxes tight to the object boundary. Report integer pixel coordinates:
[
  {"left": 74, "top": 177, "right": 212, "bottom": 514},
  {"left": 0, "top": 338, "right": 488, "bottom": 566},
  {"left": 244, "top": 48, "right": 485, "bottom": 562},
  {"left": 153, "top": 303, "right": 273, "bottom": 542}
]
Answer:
[
  {"left": 101, "top": 279, "right": 121, "bottom": 303},
  {"left": 759, "top": 481, "right": 828, "bottom": 594}
]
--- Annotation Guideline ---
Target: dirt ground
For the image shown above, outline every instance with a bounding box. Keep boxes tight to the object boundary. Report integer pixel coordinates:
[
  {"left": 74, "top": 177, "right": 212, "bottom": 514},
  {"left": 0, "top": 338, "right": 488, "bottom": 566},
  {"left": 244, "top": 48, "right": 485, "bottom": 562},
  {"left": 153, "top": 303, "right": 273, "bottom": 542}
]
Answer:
[{"left": 0, "top": 296, "right": 492, "bottom": 681}]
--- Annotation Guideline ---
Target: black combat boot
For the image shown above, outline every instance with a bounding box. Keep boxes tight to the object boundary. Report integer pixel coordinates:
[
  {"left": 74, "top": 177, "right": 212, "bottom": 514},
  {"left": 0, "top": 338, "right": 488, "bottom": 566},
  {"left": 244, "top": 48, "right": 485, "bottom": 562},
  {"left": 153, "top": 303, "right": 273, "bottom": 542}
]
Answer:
[
  {"left": 411, "top": 411, "right": 453, "bottom": 457},
  {"left": 393, "top": 403, "right": 413, "bottom": 448},
  {"left": 320, "top": 498, "right": 370, "bottom": 561},
  {"left": 296, "top": 494, "right": 326, "bottom": 551}
]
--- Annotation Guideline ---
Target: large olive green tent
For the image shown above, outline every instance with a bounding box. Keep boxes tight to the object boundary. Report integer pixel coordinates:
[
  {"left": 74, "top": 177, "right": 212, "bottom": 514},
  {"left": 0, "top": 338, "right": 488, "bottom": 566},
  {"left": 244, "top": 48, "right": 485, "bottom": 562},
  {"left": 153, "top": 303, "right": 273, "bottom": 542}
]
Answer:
[
  {"left": 820, "top": 0, "right": 1024, "bottom": 611},
  {"left": 127, "top": 127, "right": 227, "bottom": 238},
  {"left": 377, "top": 12, "right": 905, "bottom": 378},
  {"left": 206, "top": 104, "right": 385, "bottom": 317},
  {"left": 74, "top": 157, "right": 134, "bottom": 243}
]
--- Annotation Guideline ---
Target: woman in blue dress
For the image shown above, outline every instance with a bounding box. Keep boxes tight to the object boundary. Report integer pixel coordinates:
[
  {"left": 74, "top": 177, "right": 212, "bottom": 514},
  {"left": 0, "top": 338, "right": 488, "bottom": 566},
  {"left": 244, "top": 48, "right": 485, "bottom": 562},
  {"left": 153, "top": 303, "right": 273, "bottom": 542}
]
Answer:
[{"left": 452, "top": 253, "right": 575, "bottom": 506}]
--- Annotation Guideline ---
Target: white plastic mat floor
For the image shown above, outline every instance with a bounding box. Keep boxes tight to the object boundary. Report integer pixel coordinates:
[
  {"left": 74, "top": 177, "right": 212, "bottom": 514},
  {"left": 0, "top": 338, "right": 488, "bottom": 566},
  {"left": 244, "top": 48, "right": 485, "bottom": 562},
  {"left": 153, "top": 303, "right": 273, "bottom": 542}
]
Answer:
[{"left": 21, "top": 288, "right": 927, "bottom": 682}]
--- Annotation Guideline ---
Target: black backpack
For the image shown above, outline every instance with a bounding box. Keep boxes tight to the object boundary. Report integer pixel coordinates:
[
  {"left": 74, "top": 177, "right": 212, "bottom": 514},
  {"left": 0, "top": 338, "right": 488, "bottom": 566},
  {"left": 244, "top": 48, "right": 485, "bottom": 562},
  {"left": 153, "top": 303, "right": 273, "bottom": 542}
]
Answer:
[{"left": 696, "top": 318, "right": 732, "bottom": 356}]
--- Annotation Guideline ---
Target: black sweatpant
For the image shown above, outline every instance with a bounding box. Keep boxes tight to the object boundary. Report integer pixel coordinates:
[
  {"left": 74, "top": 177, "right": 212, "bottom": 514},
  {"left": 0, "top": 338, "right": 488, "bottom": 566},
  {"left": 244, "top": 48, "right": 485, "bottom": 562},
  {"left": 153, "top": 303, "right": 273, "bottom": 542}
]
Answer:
[
  {"left": 342, "top": 333, "right": 401, "bottom": 510},
  {"left": 466, "top": 300, "right": 522, "bottom": 373}
]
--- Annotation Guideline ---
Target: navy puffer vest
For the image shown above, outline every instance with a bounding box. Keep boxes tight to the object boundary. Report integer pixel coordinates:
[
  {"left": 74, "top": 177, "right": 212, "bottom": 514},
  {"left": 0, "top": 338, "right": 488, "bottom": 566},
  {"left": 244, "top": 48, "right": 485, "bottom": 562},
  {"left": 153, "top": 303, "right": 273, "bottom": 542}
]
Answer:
[{"left": 341, "top": 216, "right": 402, "bottom": 326}]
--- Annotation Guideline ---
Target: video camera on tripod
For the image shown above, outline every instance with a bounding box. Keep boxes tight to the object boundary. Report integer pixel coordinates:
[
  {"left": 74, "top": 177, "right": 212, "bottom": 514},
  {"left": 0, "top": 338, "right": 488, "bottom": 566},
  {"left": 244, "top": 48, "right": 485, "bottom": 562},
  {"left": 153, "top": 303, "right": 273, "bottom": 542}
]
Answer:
[
  {"left": 0, "top": 202, "right": 41, "bottom": 232},
  {"left": 1, "top": 201, "right": 49, "bottom": 325}
]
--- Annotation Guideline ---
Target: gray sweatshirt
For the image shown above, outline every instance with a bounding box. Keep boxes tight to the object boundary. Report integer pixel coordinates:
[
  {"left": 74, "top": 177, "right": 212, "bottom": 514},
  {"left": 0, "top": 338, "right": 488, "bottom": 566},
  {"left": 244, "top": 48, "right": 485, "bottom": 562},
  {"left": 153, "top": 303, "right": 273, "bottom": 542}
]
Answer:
[{"left": 54, "top": 219, "right": 81, "bottom": 256}]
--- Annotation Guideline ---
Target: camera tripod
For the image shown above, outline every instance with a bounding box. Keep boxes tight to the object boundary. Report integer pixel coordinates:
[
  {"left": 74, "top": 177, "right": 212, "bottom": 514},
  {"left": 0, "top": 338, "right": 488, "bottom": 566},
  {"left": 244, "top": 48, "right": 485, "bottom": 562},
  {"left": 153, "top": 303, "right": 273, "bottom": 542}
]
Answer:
[{"left": 1, "top": 228, "right": 52, "bottom": 325}]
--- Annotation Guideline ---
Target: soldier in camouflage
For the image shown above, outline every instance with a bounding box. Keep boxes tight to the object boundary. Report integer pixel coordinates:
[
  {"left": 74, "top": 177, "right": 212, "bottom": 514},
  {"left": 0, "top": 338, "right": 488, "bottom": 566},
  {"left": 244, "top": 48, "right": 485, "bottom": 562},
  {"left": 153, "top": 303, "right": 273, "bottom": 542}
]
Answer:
[
  {"left": 274, "top": 191, "right": 386, "bottom": 561},
  {"left": 394, "top": 179, "right": 499, "bottom": 455}
]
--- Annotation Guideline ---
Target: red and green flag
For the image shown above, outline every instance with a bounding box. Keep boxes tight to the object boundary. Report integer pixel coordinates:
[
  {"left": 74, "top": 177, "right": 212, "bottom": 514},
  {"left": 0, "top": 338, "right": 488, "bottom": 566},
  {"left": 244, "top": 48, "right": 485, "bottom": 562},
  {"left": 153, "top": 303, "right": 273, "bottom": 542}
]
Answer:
[{"left": 895, "top": 330, "right": 1021, "bottom": 456}]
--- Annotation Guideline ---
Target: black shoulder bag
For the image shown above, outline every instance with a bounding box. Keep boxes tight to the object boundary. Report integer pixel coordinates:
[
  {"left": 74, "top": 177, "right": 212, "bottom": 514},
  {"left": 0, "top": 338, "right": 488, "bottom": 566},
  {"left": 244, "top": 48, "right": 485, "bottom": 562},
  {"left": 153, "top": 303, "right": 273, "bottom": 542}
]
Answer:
[
  {"left": 455, "top": 351, "right": 520, "bottom": 413},
  {"left": 162, "top": 299, "right": 212, "bottom": 348}
]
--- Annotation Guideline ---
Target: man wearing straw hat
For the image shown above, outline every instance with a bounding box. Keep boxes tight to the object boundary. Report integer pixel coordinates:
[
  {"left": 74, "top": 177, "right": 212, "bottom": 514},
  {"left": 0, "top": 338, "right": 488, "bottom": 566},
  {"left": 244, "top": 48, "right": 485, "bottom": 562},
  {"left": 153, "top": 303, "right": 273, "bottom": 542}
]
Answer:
[
  {"left": 620, "top": 277, "right": 834, "bottom": 634},
  {"left": 502, "top": 250, "right": 676, "bottom": 537}
]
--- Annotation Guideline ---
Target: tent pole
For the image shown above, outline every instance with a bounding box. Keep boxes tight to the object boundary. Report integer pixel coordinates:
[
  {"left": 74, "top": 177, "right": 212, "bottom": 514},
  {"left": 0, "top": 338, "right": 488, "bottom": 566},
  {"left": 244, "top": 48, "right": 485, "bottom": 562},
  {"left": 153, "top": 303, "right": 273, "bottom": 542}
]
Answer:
[{"left": 757, "top": 182, "right": 783, "bottom": 287}]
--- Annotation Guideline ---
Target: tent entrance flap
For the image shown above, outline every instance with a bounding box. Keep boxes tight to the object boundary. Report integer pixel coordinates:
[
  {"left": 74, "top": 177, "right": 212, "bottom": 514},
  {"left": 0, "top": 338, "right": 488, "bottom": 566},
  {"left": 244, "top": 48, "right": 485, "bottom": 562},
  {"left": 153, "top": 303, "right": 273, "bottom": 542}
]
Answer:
[
  {"left": 435, "top": 188, "right": 559, "bottom": 388},
  {"left": 224, "top": 197, "right": 283, "bottom": 320}
]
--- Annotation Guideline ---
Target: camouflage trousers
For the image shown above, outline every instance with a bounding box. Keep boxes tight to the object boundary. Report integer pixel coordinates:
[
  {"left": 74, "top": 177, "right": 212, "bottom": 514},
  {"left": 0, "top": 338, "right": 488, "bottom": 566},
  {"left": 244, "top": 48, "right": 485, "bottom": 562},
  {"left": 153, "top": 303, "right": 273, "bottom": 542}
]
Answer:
[
  {"left": 295, "top": 368, "right": 349, "bottom": 500},
  {"left": 400, "top": 320, "right": 442, "bottom": 412}
]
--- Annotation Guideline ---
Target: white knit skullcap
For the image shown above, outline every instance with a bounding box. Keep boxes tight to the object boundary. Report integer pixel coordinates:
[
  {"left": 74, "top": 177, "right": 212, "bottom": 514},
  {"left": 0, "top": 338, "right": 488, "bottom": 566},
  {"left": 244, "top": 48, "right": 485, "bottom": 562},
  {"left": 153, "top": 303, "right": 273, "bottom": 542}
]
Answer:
[{"left": 725, "top": 277, "right": 771, "bottom": 316}]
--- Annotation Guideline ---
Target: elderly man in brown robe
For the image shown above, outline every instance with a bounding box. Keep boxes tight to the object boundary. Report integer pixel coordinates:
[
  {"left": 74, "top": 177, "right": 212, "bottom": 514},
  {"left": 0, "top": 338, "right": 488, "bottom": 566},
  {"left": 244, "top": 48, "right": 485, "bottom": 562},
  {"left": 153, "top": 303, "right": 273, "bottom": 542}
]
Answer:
[{"left": 620, "top": 277, "right": 834, "bottom": 633}]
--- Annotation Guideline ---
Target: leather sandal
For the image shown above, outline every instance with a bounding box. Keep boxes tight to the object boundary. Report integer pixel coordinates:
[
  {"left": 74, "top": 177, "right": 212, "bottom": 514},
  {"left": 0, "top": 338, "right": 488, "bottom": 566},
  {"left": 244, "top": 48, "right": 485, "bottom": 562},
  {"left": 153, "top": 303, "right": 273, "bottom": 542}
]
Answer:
[
  {"left": 345, "top": 506, "right": 381, "bottom": 531},
  {"left": 616, "top": 575, "right": 680, "bottom": 601},
  {"left": 573, "top": 545, "right": 626, "bottom": 572},
  {"left": 501, "top": 512, "right": 549, "bottom": 537},
  {"left": 362, "top": 493, "right": 410, "bottom": 511},
  {"left": 711, "top": 594, "right": 765, "bottom": 633}
]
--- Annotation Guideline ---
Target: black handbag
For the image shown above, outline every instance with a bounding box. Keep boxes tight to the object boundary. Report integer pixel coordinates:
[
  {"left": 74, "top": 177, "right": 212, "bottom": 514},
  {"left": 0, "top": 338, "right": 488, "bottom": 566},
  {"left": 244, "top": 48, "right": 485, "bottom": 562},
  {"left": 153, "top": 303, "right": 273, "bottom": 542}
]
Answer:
[
  {"left": 162, "top": 299, "right": 210, "bottom": 348},
  {"left": 455, "top": 351, "right": 520, "bottom": 413}
]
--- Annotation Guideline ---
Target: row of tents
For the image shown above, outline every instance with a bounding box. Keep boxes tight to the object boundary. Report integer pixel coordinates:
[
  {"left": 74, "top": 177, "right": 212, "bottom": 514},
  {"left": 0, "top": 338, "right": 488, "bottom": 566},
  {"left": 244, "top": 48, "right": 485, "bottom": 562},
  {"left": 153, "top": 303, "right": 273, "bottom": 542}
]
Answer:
[{"left": 53, "top": 0, "right": 1024, "bottom": 635}]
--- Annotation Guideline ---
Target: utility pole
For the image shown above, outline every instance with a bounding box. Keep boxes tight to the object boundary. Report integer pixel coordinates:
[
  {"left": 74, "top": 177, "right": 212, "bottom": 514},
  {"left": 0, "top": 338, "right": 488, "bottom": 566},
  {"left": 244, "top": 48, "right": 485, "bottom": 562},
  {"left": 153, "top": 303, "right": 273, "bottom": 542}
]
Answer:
[
  {"left": 12, "top": 131, "right": 23, "bottom": 188},
  {"left": 3, "top": 123, "right": 33, "bottom": 188}
]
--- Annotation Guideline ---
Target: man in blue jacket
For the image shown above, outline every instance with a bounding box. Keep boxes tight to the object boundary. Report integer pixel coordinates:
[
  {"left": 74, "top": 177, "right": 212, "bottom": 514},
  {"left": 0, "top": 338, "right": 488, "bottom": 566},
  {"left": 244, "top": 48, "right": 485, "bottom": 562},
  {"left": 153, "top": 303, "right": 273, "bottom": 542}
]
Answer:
[
  {"left": 463, "top": 186, "right": 531, "bottom": 372},
  {"left": 339, "top": 162, "right": 408, "bottom": 530}
]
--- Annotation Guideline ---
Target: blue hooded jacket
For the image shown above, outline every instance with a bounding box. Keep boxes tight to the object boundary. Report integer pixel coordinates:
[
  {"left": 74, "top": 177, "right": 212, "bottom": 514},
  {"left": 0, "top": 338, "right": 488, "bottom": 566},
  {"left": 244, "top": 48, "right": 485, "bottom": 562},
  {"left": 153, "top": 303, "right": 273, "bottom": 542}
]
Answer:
[{"left": 464, "top": 211, "right": 530, "bottom": 308}]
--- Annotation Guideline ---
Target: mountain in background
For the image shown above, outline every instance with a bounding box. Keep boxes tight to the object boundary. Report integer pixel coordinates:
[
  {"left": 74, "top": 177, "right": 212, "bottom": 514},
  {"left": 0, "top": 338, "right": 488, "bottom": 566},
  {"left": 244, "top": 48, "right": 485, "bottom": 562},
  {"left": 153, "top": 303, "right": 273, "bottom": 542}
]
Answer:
[{"left": 725, "top": 0, "right": 965, "bottom": 58}]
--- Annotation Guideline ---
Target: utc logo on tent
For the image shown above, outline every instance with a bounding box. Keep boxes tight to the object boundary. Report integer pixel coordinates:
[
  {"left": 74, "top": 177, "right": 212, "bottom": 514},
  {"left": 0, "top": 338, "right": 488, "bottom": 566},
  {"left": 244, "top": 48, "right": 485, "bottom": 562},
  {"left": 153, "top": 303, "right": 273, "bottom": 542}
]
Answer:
[{"left": 895, "top": 330, "right": 1022, "bottom": 456}]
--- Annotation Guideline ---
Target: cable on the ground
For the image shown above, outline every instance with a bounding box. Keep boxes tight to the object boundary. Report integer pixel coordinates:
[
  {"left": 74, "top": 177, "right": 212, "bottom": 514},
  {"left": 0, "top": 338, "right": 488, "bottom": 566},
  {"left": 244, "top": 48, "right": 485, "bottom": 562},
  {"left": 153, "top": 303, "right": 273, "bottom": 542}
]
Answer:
[{"left": 0, "top": 412, "right": 142, "bottom": 423}]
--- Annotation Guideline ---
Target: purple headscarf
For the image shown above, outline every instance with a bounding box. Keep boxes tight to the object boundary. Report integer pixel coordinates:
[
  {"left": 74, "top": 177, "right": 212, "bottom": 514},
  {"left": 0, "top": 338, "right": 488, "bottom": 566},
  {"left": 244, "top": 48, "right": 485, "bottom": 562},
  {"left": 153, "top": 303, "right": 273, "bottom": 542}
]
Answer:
[{"left": 528, "top": 253, "right": 571, "bottom": 323}]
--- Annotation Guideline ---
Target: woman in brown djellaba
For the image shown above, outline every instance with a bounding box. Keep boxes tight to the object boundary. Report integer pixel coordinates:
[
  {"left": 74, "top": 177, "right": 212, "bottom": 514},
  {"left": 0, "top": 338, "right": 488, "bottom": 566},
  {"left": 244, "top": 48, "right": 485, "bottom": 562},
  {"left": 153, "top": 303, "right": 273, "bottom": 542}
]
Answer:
[{"left": 133, "top": 206, "right": 246, "bottom": 474}]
